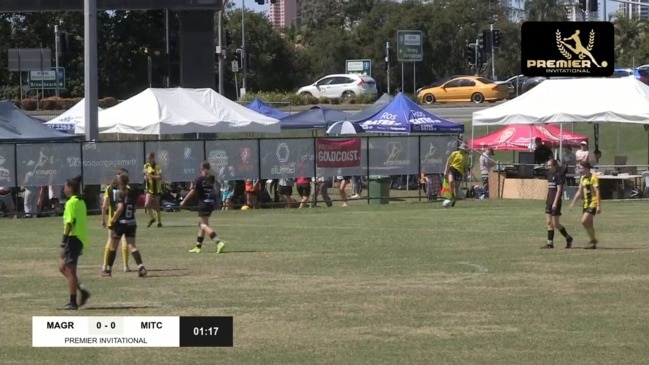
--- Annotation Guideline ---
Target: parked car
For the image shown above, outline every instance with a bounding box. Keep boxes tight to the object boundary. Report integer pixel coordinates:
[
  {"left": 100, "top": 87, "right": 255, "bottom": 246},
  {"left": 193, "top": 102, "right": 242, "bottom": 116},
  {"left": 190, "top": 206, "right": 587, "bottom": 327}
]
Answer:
[
  {"left": 496, "top": 75, "right": 530, "bottom": 98},
  {"left": 521, "top": 77, "right": 546, "bottom": 93},
  {"left": 296, "top": 74, "right": 377, "bottom": 99},
  {"left": 416, "top": 76, "right": 509, "bottom": 104}
]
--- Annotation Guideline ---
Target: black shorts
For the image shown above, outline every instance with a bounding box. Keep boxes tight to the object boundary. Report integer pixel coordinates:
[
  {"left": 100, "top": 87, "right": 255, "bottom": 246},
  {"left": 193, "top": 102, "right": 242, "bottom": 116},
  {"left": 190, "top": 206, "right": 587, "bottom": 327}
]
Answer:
[
  {"left": 112, "top": 224, "right": 137, "bottom": 239},
  {"left": 545, "top": 202, "right": 562, "bottom": 216},
  {"left": 339, "top": 176, "right": 351, "bottom": 182},
  {"left": 296, "top": 183, "right": 311, "bottom": 197},
  {"left": 60, "top": 236, "right": 83, "bottom": 265},
  {"left": 448, "top": 168, "right": 463, "bottom": 181},
  {"left": 583, "top": 207, "right": 597, "bottom": 215},
  {"left": 278, "top": 185, "right": 293, "bottom": 196},
  {"left": 198, "top": 204, "right": 214, "bottom": 217}
]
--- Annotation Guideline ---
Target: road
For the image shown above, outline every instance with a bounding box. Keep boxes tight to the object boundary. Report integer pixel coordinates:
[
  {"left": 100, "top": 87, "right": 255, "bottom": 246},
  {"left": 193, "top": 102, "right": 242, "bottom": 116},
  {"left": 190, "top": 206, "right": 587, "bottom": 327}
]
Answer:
[{"left": 31, "top": 103, "right": 497, "bottom": 122}]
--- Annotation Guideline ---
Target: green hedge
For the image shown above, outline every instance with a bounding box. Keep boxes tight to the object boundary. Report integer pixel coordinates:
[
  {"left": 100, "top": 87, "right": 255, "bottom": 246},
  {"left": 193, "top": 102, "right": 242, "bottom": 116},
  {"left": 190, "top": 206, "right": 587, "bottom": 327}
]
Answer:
[
  {"left": 239, "top": 91, "right": 378, "bottom": 106},
  {"left": 13, "top": 97, "right": 119, "bottom": 111}
]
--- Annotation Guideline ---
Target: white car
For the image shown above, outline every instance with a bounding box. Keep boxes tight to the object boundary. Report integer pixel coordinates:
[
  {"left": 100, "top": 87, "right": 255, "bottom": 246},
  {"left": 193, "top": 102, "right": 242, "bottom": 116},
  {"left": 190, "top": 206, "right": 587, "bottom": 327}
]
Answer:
[{"left": 296, "top": 74, "right": 377, "bottom": 99}]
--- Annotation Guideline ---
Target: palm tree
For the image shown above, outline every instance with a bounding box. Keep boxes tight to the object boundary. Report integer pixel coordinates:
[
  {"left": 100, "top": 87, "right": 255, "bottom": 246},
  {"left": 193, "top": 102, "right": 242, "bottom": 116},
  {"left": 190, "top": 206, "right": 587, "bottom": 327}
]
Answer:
[{"left": 524, "top": 0, "right": 568, "bottom": 21}]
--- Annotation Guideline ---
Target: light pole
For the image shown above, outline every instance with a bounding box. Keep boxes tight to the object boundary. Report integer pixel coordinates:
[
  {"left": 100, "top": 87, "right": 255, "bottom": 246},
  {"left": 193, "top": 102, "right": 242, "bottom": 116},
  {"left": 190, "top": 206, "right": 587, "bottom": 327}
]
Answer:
[
  {"left": 490, "top": 22, "right": 496, "bottom": 80},
  {"left": 165, "top": 8, "right": 170, "bottom": 88},
  {"left": 54, "top": 23, "right": 61, "bottom": 97},
  {"left": 241, "top": 0, "right": 247, "bottom": 97}
]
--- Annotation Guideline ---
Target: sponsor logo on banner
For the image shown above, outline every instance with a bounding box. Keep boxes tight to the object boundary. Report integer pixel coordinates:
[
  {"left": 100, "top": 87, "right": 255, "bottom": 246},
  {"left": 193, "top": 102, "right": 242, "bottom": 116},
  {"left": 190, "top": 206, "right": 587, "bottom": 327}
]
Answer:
[
  {"left": 316, "top": 138, "right": 362, "bottom": 168},
  {"left": 209, "top": 150, "right": 229, "bottom": 169},
  {"left": 183, "top": 147, "right": 196, "bottom": 175},
  {"left": 494, "top": 128, "right": 516, "bottom": 145},
  {"left": 24, "top": 150, "right": 57, "bottom": 184},
  {"left": 422, "top": 142, "right": 443, "bottom": 165},
  {"left": 384, "top": 141, "right": 409, "bottom": 167},
  {"left": 237, "top": 146, "right": 255, "bottom": 174},
  {"left": 362, "top": 112, "right": 398, "bottom": 126},
  {"left": 271, "top": 143, "right": 296, "bottom": 175}
]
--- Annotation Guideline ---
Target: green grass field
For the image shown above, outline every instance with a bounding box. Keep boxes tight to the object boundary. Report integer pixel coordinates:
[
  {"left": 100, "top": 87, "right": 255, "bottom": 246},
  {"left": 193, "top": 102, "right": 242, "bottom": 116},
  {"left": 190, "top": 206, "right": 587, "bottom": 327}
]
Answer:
[{"left": 2, "top": 199, "right": 649, "bottom": 364}]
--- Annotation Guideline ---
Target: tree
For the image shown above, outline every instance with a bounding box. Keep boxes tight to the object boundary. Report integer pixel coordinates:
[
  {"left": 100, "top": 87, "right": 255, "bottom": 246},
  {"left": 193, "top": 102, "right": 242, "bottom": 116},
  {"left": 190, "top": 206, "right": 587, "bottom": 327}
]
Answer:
[
  {"left": 613, "top": 15, "right": 649, "bottom": 67},
  {"left": 524, "top": 0, "right": 567, "bottom": 21}
]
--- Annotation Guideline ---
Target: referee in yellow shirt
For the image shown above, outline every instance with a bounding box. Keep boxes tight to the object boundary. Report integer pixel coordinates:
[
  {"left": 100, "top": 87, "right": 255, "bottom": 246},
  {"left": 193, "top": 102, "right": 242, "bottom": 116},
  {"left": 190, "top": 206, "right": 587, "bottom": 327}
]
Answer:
[
  {"left": 443, "top": 142, "right": 469, "bottom": 207},
  {"left": 143, "top": 152, "right": 163, "bottom": 227}
]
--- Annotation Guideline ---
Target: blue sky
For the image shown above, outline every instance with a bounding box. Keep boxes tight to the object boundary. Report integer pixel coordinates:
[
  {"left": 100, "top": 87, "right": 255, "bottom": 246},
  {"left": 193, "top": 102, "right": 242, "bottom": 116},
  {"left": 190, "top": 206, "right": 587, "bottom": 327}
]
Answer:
[{"left": 234, "top": 0, "right": 621, "bottom": 21}]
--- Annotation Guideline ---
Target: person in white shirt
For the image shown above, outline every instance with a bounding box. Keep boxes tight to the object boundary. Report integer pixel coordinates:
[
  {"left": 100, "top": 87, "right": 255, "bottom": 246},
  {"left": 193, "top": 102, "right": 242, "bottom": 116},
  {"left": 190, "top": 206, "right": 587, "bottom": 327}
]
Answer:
[
  {"left": 23, "top": 172, "right": 37, "bottom": 218},
  {"left": 574, "top": 141, "right": 592, "bottom": 176},
  {"left": 479, "top": 147, "right": 495, "bottom": 198}
]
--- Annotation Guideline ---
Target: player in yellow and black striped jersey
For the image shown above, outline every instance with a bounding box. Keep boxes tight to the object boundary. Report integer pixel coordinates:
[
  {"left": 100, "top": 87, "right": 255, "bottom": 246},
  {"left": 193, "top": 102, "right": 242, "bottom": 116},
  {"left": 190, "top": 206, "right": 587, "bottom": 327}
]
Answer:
[
  {"left": 101, "top": 169, "right": 130, "bottom": 273},
  {"left": 143, "top": 152, "right": 163, "bottom": 228},
  {"left": 570, "top": 161, "right": 601, "bottom": 249}
]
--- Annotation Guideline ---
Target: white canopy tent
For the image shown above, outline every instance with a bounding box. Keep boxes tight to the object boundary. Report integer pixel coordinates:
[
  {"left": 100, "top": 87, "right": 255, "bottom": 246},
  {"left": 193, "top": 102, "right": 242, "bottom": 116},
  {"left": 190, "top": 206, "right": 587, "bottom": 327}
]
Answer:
[
  {"left": 44, "top": 98, "right": 102, "bottom": 132},
  {"left": 74, "top": 88, "right": 281, "bottom": 135},
  {"left": 473, "top": 77, "right": 649, "bottom": 126},
  {"left": 471, "top": 77, "right": 649, "bottom": 156}
]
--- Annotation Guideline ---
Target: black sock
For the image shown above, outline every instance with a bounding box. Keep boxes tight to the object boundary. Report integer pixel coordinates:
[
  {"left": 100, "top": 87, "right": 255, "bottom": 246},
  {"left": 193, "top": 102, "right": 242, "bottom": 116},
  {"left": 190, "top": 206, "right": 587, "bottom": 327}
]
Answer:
[
  {"left": 70, "top": 294, "right": 77, "bottom": 305},
  {"left": 209, "top": 232, "right": 217, "bottom": 241},
  {"left": 558, "top": 227, "right": 569, "bottom": 238},
  {"left": 131, "top": 250, "right": 143, "bottom": 266},
  {"left": 106, "top": 250, "right": 117, "bottom": 270},
  {"left": 547, "top": 230, "right": 555, "bottom": 243},
  {"left": 196, "top": 236, "right": 204, "bottom": 248}
]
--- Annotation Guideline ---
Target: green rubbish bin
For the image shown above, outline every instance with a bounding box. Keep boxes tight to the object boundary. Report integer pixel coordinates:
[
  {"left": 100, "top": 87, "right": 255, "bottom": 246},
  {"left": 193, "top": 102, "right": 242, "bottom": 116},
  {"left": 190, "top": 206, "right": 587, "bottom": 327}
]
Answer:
[{"left": 368, "top": 176, "right": 391, "bottom": 205}]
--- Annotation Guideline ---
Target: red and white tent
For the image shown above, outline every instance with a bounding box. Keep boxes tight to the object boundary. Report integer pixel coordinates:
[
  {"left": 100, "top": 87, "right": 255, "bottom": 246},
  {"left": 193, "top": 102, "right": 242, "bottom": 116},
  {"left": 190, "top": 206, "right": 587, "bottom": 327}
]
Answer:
[{"left": 469, "top": 124, "right": 588, "bottom": 151}]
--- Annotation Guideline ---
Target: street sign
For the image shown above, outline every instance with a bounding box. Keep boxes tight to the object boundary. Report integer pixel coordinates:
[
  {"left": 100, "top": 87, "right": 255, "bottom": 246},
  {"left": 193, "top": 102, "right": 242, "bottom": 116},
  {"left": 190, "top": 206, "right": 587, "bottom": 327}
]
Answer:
[
  {"left": 397, "top": 30, "right": 423, "bottom": 62},
  {"left": 28, "top": 67, "right": 65, "bottom": 89},
  {"left": 345, "top": 59, "right": 372, "bottom": 76},
  {"left": 7, "top": 48, "right": 51, "bottom": 72},
  {"left": 231, "top": 61, "right": 239, "bottom": 73}
]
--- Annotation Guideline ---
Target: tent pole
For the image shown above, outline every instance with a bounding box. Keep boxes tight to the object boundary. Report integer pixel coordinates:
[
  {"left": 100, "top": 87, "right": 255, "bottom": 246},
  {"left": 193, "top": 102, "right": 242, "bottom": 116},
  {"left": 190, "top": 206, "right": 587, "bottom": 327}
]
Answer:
[{"left": 559, "top": 123, "right": 563, "bottom": 163}]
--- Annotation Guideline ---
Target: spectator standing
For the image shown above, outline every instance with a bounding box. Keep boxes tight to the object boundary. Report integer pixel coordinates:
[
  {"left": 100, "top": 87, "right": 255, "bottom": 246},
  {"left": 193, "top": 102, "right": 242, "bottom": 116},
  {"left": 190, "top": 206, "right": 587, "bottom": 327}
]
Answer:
[
  {"left": 312, "top": 176, "right": 332, "bottom": 208},
  {"left": 296, "top": 177, "right": 312, "bottom": 208},
  {"left": 23, "top": 171, "right": 37, "bottom": 218},
  {"left": 575, "top": 141, "right": 594, "bottom": 176},
  {"left": 0, "top": 185, "right": 16, "bottom": 218},
  {"left": 533, "top": 137, "right": 553, "bottom": 164},
  {"left": 479, "top": 147, "right": 495, "bottom": 198},
  {"left": 562, "top": 145, "right": 577, "bottom": 185},
  {"left": 350, "top": 176, "right": 362, "bottom": 199},
  {"left": 278, "top": 178, "right": 295, "bottom": 208}
]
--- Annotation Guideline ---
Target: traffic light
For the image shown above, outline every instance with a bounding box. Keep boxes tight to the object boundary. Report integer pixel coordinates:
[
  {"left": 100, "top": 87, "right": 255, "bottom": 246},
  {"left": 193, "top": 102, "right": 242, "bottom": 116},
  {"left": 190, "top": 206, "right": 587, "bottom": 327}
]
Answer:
[
  {"left": 235, "top": 48, "right": 243, "bottom": 71},
  {"left": 492, "top": 29, "right": 502, "bottom": 48},
  {"left": 225, "top": 30, "right": 232, "bottom": 47},
  {"left": 465, "top": 46, "right": 473, "bottom": 63},
  {"left": 270, "top": 0, "right": 277, "bottom": 3},
  {"left": 481, "top": 30, "right": 491, "bottom": 53},
  {"left": 579, "top": 0, "right": 586, "bottom": 10},
  {"left": 476, "top": 48, "right": 484, "bottom": 68},
  {"left": 589, "top": 0, "right": 598, "bottom": 12},
  {"left": 477, "top": 36, "right": 483, "bottom": 51},
  {"left": 255, "top": 0, "right": 264, "bottom": 5}
]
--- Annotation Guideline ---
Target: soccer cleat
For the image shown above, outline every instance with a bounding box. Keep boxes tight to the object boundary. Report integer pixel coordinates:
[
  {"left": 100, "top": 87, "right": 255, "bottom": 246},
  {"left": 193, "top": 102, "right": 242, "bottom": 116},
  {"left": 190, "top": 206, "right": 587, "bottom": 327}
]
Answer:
[
  {"left": 100, "top": 270, "right": 112, "bottom": 277},
  {"left": 565, "top": 236, "right": 573, "bottom": 249},
  {"left": 147, "top": 219, "right": 156, "bottom": 228},
  {"left": 189, "top": 247, "right": 201, "bottom": 253},
  {"left": 584, "top": 240, "right": 598, "bottom": 250},
  {"left": 540, "top": 243, "right": 554, "bottom": 249},
  {"left": 124, "top": 266, "right": 132, "bottom": 273},
  {"left": 79, "top": 288, "right": 91, "bottom": 307},
  {"left": 157, "top": 223, "right": 162, "bottom": 228},
  {"left": 451, "top": 200, "right": 457, "bottom": 207},
  {"left": 58, "top": 302, "right": 78, "bottom": 310},
  {"left": 216, "top": 241, "right": 225, "bottom": 254},
  {"left": 138, "top": 266, "right": 147, "bottom": 277}
]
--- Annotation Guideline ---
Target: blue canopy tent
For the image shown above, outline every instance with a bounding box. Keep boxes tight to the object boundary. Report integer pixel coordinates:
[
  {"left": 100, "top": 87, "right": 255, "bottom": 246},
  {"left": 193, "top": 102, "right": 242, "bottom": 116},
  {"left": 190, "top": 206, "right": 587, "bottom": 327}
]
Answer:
[
  {"left": 0, "top": 101, "right": 77, "bottom": 142},
  {"left": 246, "top": 98, "right": 289, "bottom": 120},
  {"left": 280, "top": 105, "right": 350, "bottom": 130},
  {"left": 346, "top": 93, "right": 393, "bottom": 123},
  {"left": 357, "top": 93, "right": 464, "bottom": 134}
]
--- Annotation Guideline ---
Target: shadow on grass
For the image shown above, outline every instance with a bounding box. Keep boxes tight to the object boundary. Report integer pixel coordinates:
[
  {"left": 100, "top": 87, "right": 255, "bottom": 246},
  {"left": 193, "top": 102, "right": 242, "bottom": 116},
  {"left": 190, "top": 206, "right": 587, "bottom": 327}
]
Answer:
[
  {"left": 571, "top": 246, "right": 643, "bottom": 250},
  {"left": 143, "top": 268, "right": 189, "bottom": 278},
  {"left": 83, "top": 304, "right": 160, "bottom": 310}
]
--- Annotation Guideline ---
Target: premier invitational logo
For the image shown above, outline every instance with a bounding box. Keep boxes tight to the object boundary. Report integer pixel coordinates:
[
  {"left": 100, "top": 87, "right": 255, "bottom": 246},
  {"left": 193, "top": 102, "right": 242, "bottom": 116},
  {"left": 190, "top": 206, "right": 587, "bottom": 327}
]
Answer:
[{"left": 522, "top": 22, "right": 614, "bottom": 77}]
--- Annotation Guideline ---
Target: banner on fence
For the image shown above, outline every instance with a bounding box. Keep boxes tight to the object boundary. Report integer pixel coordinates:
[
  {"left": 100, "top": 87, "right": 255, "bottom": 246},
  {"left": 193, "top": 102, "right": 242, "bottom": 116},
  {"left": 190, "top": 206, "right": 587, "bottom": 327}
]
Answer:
[
  {"left": 316, "top": 138, "right": 361, "bottom": 168},
  {"left": 259, "top": 139, "right": 315, "bottom": 179},
  {"left": 17, "top": 143, "right": 81, "bottom": 186},
  {"left": 368, "top": 137, "right": 418, "bottom": 175},
  {"left": 0, "top": 144, "right": 15, "bottom": 186},
  {"left": 81, "top": 142, "right": 144, "bottom": 185},
  {"left": 206, "top": 140, "right": 259, "bottom": 180},
  {"left": 145, "top": 141, "right": 203, "bottom": 182},
  {"left": 419, "top": 136, "right": 455, "bottom": 174}
]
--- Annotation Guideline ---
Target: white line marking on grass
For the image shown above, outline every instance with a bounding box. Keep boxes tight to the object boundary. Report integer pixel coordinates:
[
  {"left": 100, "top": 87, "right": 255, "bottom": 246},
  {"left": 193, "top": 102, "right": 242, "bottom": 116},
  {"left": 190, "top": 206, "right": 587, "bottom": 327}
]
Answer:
[
  {"left": 457, "top": 262, "right": 488, "bottom": 273},
  {"left": 218, "top": 223, "right": 527, "bottom": 234}
]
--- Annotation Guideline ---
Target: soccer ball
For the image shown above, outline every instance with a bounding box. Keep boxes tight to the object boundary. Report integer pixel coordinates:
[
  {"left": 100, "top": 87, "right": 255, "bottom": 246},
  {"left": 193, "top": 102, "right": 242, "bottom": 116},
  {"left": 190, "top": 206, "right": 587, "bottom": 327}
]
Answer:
[
  {"left": 241, "top": 205, "right": 251, "bottom": 211},
  {"left": 442, "top": 199, "right": 453, "bottom": 208}
]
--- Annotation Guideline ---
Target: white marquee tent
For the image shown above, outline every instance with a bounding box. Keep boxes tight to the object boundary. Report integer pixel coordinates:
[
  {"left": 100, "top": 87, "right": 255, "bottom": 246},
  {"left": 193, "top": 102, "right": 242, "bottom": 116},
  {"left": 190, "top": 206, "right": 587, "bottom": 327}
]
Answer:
[
  {"left": 472, "top": 77, "right": 649, "bottom": 126},
  {"left": 74, "top": 88, "right": 281, "bottom": 135},
  {"left": 44, "top": 98, "right": 102, "bottom": 132}
]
